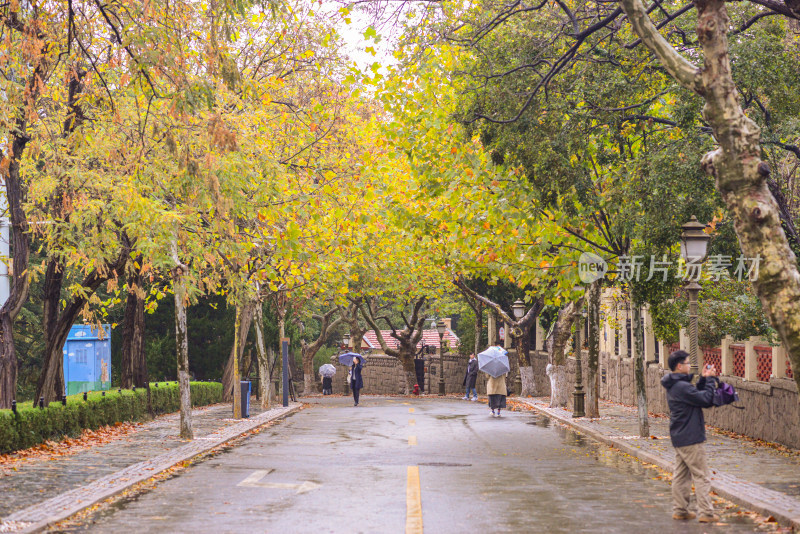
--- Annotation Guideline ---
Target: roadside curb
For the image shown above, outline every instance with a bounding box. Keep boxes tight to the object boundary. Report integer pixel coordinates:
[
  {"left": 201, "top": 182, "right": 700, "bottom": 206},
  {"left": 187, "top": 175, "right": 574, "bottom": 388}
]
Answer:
[
  {"left": 2, "top": 403, "right": 302, "bottom": 534},
  {"left": 516, "top": 398, "right": 800, "bottom": 531}
]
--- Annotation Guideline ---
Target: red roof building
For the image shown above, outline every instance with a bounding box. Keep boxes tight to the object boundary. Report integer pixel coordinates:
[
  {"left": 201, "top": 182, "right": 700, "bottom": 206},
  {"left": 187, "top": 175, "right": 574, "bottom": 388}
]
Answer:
[{"left": 361, "top": 327, "right": 459, "bottom": 352}]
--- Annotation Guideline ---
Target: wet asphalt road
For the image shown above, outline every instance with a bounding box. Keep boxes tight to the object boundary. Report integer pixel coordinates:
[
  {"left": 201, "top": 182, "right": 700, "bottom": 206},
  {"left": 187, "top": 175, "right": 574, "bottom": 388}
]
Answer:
[{"left": 59, "top": 396, "right": 763, "bottom": 533}]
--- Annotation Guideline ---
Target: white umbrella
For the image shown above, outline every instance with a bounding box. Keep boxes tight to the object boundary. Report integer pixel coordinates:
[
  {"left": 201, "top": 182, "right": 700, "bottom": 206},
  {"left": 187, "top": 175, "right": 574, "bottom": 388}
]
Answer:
[
  {"left": 477, "top": 346, "right": 510, "bottom": 378},
  {"left": 319, "top": 364, "right": 337, "bottom": 378}
]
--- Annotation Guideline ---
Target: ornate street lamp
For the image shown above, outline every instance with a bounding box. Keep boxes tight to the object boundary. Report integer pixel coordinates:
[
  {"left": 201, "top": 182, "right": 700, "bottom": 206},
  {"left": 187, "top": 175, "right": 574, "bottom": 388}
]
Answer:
[
  {"left": 572, "top": 290, "right": 586, "bottom": 418},
  {"left": 680, "top": 216, "right": 711, "bottom": 377},
  {"left": 437, "top": 319, "right": 447, "bottom": 395},
  {"left": 512, "top": 300, "right": 525, "bottom": 396},
  {"left": 342, "top": 332, "right": 351, "bottom": 350}
]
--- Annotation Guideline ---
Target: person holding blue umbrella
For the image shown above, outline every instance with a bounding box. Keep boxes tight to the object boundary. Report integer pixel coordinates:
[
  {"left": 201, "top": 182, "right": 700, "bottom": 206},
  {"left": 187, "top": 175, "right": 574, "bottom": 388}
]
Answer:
[{"left": 350, "top": 356, "right": 364, "bottom": 406}]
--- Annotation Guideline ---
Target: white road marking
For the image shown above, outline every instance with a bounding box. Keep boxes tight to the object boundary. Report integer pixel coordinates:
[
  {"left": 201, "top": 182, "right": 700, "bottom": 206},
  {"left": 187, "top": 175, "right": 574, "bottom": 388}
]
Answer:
[{"left": 237, "top": 470, "right": 321, "bottom": 494}]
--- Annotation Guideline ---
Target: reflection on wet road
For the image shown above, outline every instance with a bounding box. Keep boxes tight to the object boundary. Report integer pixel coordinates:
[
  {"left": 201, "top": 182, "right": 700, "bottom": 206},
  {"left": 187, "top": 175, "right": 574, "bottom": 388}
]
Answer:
[{"left": 58, "top": 397, "right": 766, "bottom": 533}]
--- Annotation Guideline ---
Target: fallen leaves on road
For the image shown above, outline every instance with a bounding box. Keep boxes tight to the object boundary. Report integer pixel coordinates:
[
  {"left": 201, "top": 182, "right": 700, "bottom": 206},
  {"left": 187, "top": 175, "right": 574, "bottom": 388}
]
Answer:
[
  {"left": 712, "top": 428, "right": 800, "bottom": 458},
  {"left": 506, "top": 399, "right": 536, "bottom": 412}
]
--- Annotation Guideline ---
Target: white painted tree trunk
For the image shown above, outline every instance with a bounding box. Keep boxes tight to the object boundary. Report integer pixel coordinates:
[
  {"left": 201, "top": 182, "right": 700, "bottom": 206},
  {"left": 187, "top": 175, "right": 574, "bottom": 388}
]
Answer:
[
  {"left": 547, "top": 363, "right": 570, "bottom": 408},
  {"left": 520, "top": 365, "right": 535, "bottom": 397}
]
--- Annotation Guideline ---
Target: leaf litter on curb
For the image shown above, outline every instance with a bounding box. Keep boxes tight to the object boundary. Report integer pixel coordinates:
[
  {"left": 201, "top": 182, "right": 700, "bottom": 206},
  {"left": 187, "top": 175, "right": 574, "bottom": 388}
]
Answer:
[{"left": 0, "top": 422, "right": 142, "bottom": 474}]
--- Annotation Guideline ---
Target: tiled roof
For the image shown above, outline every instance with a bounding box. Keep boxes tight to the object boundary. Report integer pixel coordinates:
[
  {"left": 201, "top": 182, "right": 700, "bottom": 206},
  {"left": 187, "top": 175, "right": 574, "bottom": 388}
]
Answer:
[{"left": 362, "top": 329, "right": 459, "bottom": 351}]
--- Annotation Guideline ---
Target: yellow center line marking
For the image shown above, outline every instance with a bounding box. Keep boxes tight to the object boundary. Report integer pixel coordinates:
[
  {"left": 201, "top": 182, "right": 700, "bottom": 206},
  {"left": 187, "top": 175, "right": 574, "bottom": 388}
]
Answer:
[
  {"left": 409, "top": 408, "right": 415, "bottom": 413},
  {"left": 406, "top": 466, "right": 423, "bottom": 534},
  {"left": 408, "top": 435, "right": 417, "bottom": 446},
  {"left": 409, "top": 419, "right": 416, "bottom": 426}
]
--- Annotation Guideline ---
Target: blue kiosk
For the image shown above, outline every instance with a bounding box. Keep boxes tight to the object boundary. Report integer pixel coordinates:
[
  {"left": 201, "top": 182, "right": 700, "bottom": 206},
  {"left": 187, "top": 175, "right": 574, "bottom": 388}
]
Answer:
[{"left": 63, "top": 324, "right": 112, "bottom": 395}]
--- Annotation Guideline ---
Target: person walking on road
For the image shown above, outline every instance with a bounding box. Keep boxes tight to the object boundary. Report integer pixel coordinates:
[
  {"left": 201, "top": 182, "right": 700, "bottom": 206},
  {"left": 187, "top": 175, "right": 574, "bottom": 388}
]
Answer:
[
  {"left": 486, "top": 372, "right": 507, "bottom": 417},
  {"left": 350, "top": 356, "right": 364, "bottom": 407},
  {"left": 662, "top": 350, "right": 719, "bottom": 523},
  {"left": 462, "top": 353, "right": 478, "bottom": 401},
  {"left": 322, "top": 375, "right": 332, "bottom": 395}
]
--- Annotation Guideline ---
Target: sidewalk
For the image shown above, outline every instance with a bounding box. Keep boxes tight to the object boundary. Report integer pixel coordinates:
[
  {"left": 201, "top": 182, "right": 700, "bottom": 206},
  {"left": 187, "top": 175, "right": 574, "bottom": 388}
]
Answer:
[
  {"left": 0, "top": 400, "right": 301, "bottom": 533},
  {"left": 517, "top": 398, "right": 800, "bottom": 530}
]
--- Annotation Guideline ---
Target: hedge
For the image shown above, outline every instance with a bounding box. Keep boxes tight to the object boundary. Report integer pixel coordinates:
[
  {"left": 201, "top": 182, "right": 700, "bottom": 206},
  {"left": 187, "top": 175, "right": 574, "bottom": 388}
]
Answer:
[{"left": 0, "top": 382, "right": 223, "bottom": 453}]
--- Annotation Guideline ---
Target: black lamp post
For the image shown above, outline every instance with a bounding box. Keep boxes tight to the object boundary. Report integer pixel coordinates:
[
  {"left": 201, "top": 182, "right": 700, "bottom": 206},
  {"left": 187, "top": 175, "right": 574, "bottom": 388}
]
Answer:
[
  {"left": 437, "top": 319, "right": 446, "bottom": 395},
  {"left": 512, "top": 299, "right": 525, "bottom": 396},
  {"left": 680, "top": 216, "right": 711, "bottom": 377},
  {"left": 573, "top": 303, "right": 586, "bottom": 418}
]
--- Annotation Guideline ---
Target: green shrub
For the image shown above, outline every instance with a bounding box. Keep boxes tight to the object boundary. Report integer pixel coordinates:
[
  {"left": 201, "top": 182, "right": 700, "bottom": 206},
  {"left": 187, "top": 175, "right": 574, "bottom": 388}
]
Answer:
[{"left": 0, "top": 382, "right": 223, "bottom": 453}]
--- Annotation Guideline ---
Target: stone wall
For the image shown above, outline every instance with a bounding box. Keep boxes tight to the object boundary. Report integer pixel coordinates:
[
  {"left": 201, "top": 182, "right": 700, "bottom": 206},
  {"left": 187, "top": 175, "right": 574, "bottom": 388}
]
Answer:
[
  {"left": 599, "top": 351, "right": 800, "bottom": 449},
  {"left": 326, "top": 350, "right": 553, "bottom": 397},
  {"left": 328, "top": 353, "right": 493, "bottom": 395}
]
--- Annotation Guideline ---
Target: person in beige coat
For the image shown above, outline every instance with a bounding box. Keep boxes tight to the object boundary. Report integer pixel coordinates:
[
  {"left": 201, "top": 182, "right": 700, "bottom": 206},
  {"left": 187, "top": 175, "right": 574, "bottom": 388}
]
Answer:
[{"left": 486, "top": 372, "right": 508, "bottom": 417}]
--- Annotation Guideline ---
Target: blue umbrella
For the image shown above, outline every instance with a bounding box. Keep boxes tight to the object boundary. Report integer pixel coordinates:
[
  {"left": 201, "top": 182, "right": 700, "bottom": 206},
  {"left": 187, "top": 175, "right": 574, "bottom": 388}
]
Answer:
[
  {"left": 477, "top": 346, "right": 510, "bottom": 378},
  {"left": 338, "top": 352, "right": 366, "bottom": 366}
]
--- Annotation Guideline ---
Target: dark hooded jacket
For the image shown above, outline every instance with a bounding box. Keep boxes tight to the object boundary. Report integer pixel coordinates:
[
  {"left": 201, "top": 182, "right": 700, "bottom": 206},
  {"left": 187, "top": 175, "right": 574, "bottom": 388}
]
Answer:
[
  {"left": 661, "top": 373, "right": 718, "bottom": 448},
  {"left": 463, "top": 358, "right": 478, "bottom": 388}
]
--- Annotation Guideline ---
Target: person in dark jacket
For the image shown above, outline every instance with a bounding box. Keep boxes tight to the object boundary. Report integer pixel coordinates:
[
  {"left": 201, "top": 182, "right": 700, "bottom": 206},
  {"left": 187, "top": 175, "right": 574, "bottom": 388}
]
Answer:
[
  {"left": 322, "top": 375, "right": 332, "bottom": 395},
  {"left": 661, "top": 350, "right": 719, "bottom": 523},
  {"left": 462, "top": 354, "right": 478, "bottom": 401},
  {"left": 350, "top": 357, "right": 364, "bottom": 406}
]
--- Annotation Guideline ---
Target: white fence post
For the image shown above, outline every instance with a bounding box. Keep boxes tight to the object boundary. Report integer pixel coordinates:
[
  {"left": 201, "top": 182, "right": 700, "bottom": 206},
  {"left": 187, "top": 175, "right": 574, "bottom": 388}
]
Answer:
[
  {"left": 744, "top": 336, "right": 761, "bottom": 381},
  {"left": 720, "top": 335, "right": 734, "bottom": 376},
  {"left": 772, "top": 344, "right": 787, "bottom": 379},
  {"left": 679, "top": 328, "right": 689, "bottom": 352}
]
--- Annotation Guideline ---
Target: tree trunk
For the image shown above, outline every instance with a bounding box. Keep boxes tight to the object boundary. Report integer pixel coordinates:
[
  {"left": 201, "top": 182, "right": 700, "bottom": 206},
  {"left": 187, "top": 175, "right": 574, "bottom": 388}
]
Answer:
[
  {"left": 172, "top": 238, "right": 192, "bottom": 440},
  {"left": 232, "top": 306, "right": 242, "bottom": 418},
  {"left": 253, "top": 303, "right": 271, "bottom": 408},
  {"left": 278, "top": 317, "right": 286, "bottom": 401},
  {"left": 122, "top": 270, "right": 147, "bottom": 388},
  {"left": 619, "top": 0, "right": 800, "bottom": 403},
  {"left": 0, "top": 44, "right": 46, "bottom": 408},
  {"left": 400, "top": 351, "right": 417, "bottom": 394},
  {"left": 35, "top": 244, "right": 129, "bottom": 404},
  {"left": 546, "top": 364, "right": 571, "bottom": 408},
  {"left": 546, "top": 300, "right": 581, "bottom": 408},
  {"left": 300, "top": 308, "right": 342, "bottom": 396},
  {"left": 303, "top": 349, "right": 314, "bottom": 396},
  {"left": 222, "top": 300, "right": 256, "bottom": 401},
  {"left": 585, "top": 280, "right": 601, "bottom": 418},
  {"left": 289, "top": 347, "right": 301, "bottom": 392},
  {"left": 36, "top": 259, "right": 65, "bottom": 403},
  {"left": 631, "top": 301, "right": 650, "bottom": 437},
  {"left": 0, "top": 314, "right": 18, "bottom": 408},
  {"left": 515, "top": 332, "right": 534, "bottom": 396},
  {"left": 473, "top": 302, "right": 483, "bottom": 356}
]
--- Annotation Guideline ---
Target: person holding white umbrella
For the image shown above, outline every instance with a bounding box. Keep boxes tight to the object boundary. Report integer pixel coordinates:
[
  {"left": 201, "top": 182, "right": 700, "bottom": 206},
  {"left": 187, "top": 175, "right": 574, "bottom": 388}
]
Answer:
[
  {"left": 319, "top": 364, "right": 336, "bottom": 395},
  {"left": 486, "top": 373, "right": 508, "bottom": 417},
  {"left": 478, "top": 346, "right": 510, "bottom": 417}
]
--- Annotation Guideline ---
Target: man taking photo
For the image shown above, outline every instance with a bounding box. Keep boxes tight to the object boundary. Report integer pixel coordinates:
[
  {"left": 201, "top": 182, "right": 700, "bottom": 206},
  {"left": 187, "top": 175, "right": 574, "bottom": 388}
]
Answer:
[{"left": 661, "top": 350, "right": 719, "bottom": 523}]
